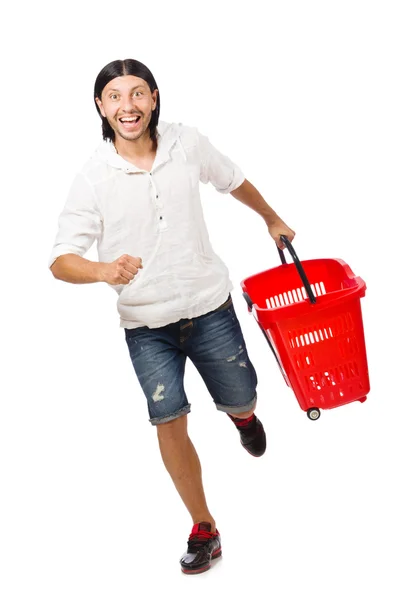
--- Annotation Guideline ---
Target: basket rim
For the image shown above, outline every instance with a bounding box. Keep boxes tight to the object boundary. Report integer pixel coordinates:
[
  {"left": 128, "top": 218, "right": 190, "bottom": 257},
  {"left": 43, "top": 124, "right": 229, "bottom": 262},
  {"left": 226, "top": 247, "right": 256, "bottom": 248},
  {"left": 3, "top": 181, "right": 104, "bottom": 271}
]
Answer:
[{"left": 241, "top": 257, "right": 358, "bottom": 287}]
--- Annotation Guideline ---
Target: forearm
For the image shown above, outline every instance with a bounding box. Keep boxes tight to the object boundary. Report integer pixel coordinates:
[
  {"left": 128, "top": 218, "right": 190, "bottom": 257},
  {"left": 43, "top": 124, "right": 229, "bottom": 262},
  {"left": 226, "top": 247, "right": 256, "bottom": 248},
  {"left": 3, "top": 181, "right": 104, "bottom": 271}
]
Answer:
[
  {"left": 230, "top": 179, "right": 281, "bottom": 226},
  {"left": 50, "top": 254, "right": 106, "bottom": 284}
]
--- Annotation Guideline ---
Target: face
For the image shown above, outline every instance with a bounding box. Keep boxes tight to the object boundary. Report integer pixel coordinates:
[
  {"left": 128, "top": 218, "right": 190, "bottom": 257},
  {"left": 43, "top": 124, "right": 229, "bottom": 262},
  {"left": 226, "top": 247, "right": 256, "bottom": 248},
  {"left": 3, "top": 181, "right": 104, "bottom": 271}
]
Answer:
[{"left": 96, "top": 75, "right": 158, "bottom": 143}]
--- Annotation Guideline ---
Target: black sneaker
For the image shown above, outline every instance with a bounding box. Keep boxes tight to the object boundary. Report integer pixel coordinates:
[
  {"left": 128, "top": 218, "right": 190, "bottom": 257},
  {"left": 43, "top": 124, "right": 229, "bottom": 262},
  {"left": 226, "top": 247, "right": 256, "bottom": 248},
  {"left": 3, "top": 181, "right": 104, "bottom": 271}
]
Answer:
[
  {"left": 180, "top": 522, "right": 222, "bottom": 575},
  {"left": 228, "top": 413, "right": 267, "bottom": 457}
]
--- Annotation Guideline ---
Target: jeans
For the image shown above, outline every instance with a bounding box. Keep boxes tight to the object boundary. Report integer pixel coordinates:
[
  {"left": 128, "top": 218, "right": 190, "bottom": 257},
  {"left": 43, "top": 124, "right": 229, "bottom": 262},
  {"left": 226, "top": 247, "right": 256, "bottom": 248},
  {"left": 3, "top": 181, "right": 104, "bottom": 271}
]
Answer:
[{"left": 124, "top": 295, "right": 258, "bottom": 425}]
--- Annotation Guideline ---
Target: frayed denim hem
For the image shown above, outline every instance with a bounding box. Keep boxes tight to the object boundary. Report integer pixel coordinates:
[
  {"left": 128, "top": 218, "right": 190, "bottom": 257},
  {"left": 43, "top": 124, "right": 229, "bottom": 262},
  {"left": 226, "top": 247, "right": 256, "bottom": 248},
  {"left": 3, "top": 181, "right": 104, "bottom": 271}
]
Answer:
[
  {"left": 214, "top": 393, "right": 257, "bottom": 414},
  {"left": 149, "top": 404, "right": 191, "bottom": 425}
]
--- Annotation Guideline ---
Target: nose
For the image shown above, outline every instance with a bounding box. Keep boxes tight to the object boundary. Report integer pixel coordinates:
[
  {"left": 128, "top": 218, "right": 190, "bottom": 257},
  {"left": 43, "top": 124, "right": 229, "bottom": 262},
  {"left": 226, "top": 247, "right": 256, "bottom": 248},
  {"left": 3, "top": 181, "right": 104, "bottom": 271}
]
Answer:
[{"left": 119, "top": 95, "right": 138, "bottom": 113}]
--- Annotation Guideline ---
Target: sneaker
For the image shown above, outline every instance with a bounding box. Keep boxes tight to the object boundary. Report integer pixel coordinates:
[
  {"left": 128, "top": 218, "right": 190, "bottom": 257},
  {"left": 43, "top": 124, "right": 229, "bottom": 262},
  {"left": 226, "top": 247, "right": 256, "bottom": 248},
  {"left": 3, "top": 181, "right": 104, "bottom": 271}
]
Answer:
[
  {"left": 228, "top": 413, "right": 267, "bottom": 457},
  {"left": 180, "top": 522, "right": 222, "bottom": 575}
]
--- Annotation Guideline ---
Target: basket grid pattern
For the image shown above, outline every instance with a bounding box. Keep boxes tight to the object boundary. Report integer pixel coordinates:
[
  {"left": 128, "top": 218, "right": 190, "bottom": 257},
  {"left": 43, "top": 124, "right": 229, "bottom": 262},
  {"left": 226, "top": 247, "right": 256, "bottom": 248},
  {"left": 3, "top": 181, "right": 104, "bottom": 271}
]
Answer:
[{"left": 265, "top": 281, "right": 326, "bottom": 309}]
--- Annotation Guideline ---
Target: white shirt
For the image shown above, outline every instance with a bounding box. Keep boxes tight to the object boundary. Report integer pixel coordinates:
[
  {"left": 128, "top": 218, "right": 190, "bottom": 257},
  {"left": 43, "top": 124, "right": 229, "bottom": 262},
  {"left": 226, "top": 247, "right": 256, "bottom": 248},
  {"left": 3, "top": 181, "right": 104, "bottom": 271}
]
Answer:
[{"left": 48, "top": 121, "right": 245, "bottom": 329}]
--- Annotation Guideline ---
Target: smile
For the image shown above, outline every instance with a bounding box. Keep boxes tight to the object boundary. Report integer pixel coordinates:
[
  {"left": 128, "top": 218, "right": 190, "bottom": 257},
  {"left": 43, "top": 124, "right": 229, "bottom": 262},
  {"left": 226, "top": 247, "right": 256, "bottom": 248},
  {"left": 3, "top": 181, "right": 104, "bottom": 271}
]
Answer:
[
  {"left": 118, "top": 115, "right": 141, "bottom": 130},
  {"left": 119, "top": 116, "right": 140, "bottom": 123}
]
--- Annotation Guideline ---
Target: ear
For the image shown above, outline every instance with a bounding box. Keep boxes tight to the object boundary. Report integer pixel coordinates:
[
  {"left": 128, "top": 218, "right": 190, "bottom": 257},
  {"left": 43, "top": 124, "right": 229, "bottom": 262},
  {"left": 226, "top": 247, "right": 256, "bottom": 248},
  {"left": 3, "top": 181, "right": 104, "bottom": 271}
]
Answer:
[
  {"left": 95, "top": 97, "right": 106, "bottom": 118},
  {"left": 152, "top": 89, "right": 159, "bottom": 111}
]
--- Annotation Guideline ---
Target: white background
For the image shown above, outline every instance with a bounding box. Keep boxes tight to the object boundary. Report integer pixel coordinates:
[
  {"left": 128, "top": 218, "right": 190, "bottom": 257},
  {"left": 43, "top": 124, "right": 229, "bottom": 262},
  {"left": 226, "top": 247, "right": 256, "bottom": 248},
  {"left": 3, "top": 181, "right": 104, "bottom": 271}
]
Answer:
[{"left": 2, "top": 1, "right": 396, "bottom": 598}]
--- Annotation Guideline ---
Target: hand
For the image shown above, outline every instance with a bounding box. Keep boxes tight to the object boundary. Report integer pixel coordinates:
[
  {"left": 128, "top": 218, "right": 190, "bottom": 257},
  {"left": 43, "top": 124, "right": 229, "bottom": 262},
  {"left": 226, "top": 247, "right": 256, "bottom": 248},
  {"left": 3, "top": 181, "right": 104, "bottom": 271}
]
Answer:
[
  {"left": 101, "top": 254, "right": 143, "bottom": 285},
  {"left": 268, "top": 219, "right": 296, "bottom": 250}
]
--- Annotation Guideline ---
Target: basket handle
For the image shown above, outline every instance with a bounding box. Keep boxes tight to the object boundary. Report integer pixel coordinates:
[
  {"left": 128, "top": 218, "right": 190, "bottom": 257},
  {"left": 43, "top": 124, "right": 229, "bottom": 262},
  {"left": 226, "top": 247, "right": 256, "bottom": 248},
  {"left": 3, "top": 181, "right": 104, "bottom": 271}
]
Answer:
[{"left": 277, "top": 235, "right": 316, "bottom": 304}]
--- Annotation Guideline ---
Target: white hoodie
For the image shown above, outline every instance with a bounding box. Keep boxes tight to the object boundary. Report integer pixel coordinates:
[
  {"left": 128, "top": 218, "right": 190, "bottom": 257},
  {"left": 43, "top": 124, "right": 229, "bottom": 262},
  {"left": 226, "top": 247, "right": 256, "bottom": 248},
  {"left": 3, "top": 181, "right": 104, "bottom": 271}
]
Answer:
[{"left": 48, "top": 121, "right": 245, "bottom": 329}]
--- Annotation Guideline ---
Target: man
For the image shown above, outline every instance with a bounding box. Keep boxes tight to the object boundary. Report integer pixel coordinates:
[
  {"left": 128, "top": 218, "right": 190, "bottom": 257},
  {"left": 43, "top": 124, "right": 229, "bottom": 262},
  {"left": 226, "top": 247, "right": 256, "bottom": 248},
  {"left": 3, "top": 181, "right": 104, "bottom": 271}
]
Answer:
[{"left": 49, "top": 59, "right": 295, "bottom": 575}]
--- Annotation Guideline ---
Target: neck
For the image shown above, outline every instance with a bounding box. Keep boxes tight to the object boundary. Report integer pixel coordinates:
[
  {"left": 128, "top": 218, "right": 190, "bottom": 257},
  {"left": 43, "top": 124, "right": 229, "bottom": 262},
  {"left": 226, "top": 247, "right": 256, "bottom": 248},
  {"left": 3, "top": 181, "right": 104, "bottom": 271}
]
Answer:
[{"left": 114, "top": 130, "right": 157, "bottom": 161}]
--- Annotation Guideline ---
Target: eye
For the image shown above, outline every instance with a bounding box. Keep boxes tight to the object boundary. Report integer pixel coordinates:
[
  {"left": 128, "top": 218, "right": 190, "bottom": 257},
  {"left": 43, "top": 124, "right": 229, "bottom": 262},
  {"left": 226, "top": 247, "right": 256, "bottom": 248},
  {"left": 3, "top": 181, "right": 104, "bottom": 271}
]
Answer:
[
  {"left": 134, "top": 91, "right": 143, "bottom": 97},
  {"left": 110, "top": 94, "right": 118, "bottom": 100}
]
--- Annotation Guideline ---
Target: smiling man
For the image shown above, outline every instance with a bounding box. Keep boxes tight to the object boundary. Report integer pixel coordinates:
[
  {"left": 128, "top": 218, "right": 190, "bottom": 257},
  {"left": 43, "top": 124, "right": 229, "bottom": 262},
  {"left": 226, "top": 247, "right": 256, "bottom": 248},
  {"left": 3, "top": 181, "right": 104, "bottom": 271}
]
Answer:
[{"left": 49, "top": 58, "right": 295, "bottom": 575}]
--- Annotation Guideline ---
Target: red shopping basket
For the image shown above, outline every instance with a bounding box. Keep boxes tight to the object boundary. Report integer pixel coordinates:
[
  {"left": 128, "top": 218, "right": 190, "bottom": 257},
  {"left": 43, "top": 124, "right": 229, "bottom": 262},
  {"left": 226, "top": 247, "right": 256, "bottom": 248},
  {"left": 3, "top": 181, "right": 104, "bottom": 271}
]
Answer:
[{"left": 241, "top": 236, "right": 370, "bottom": 420}]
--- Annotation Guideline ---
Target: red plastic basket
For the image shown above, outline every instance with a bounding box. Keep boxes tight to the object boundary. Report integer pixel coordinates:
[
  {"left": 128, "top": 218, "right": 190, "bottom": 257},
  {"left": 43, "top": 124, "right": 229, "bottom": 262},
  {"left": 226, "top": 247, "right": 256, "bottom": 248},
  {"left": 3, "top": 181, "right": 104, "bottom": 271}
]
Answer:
[{"left": 241, "top": 236, "right": 370, "bottom": 420}]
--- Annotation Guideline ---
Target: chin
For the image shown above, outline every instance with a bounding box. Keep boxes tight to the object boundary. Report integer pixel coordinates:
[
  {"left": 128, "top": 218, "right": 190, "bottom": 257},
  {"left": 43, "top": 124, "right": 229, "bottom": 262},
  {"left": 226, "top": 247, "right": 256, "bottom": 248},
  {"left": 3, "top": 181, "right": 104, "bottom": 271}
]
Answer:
[{"left": 118, "top": 130, "right": 141, "bottom": 141}]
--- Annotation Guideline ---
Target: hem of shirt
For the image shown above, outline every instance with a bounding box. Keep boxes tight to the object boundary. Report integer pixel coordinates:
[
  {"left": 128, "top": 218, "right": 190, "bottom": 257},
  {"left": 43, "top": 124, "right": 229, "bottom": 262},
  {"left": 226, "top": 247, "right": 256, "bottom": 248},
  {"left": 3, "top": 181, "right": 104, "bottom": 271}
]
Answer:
[
  {"left": 120, "top": 287, "right": 234, "bottom": 330},
  {"left": 218, "top": 171, "right": 245, "bottom": 194}
]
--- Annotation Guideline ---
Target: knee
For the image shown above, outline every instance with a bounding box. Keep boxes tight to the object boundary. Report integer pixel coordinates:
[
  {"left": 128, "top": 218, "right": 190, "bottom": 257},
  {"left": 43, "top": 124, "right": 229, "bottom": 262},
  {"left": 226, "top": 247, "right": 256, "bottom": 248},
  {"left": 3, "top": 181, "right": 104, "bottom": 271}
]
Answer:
[
  {"left": 229, "top": 408, "right": 254, "bottom": 419},
  {"left": 156, "top": 414, "right": 188, "bottom": 442},
  {"left": 229, "top": 399, "right": 257, "bottom": 419}
]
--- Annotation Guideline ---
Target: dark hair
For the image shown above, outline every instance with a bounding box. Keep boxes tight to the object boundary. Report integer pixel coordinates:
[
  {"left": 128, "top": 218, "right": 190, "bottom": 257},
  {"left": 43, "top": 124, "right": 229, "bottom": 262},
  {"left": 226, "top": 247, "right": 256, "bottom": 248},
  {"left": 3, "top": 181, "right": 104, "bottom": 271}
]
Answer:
[{"left": 94, "top": 59, "right": 160, "bottom": 143}]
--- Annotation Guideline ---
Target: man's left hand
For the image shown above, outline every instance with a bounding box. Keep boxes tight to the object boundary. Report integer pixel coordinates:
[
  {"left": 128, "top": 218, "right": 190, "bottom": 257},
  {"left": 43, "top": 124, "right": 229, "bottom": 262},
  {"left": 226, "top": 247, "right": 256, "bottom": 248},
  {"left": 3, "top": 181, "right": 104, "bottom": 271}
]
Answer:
[{"left": 268, "top": 219, "right": 296, "bottom": 250}]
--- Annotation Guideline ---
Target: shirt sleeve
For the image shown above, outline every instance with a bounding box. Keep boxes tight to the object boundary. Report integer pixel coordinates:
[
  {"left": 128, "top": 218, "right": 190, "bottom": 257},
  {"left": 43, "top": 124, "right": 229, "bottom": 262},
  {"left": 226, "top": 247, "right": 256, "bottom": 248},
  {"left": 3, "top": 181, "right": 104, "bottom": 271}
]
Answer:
[
  {"left": 197, "top": 131, "right": 245, "bottom": 194},
  {"left": 48, "top": 172, "right": 103, "bottom": 269}
]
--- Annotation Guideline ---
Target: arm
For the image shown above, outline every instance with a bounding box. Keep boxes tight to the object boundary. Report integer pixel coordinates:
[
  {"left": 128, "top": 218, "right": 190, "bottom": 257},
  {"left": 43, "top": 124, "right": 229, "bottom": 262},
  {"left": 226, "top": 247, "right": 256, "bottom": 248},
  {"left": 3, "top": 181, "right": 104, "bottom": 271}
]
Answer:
[
  {"left": 48, "top": 172, "right": 103, "bottom": 277},
  {"left": 230, "top": 179, "right": 295, "bottom": 250},
  {"left": 195, "top": 131, "right": 295, "bottom": 249},
  {"left": 49, "top": 173, "right": 142, "bottom": 284},
  {"left": 50, "top": 254, "right": 106, "bottom": 283},
  {"left": 50, "top": 253, "right": 142, "bottom": 285}
]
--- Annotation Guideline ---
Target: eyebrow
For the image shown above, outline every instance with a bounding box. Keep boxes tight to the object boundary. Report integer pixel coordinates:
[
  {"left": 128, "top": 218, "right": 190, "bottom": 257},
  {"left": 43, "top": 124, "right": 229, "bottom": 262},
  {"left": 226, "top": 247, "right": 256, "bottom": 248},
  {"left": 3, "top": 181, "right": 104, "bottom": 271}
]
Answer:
[{"left": 107, "top": 85, "right": 145, "bottom": 93}]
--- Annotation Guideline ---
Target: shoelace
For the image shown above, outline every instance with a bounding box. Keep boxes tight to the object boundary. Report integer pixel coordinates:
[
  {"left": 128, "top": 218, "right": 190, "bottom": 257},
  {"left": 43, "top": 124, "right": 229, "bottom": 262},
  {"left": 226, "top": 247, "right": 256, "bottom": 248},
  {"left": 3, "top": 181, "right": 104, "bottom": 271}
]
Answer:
[{"left": 187, "top": 530, "right": 216, "bottom": 552}]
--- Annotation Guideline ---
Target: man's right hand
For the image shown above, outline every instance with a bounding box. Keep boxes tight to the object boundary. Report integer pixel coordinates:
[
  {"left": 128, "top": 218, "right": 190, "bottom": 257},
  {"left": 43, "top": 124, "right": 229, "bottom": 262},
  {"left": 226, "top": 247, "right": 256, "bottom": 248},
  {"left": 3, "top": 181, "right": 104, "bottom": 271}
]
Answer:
[{"left": 100, "top": 254, "right": 143, "bottom": 285}]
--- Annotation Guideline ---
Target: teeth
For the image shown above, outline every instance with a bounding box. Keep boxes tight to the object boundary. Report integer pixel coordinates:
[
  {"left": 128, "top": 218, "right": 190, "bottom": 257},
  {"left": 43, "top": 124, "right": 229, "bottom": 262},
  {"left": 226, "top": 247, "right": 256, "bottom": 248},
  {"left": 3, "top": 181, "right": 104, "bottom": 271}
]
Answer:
[{"left": 120, "top": 117, "right": 139, "bottom": 122}]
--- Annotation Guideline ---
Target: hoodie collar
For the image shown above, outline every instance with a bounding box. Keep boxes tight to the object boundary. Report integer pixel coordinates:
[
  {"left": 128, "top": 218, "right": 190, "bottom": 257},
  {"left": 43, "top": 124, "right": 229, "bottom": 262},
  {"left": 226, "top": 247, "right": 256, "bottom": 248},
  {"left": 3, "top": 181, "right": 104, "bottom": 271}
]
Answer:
[{"left": 96, "top": 120, "right": 180, "bottom": 173}]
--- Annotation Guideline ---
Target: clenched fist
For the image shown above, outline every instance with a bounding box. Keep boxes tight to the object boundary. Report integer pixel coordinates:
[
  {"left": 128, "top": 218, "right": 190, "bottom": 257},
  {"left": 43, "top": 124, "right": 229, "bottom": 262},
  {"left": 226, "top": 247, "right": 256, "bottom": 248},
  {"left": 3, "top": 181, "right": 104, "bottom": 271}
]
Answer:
[
  {"left": 101, "top": 254, "right": 143, "bottom": 285},
  {"left": 268, "top": 219, "right": 296, "bottom": 250}
]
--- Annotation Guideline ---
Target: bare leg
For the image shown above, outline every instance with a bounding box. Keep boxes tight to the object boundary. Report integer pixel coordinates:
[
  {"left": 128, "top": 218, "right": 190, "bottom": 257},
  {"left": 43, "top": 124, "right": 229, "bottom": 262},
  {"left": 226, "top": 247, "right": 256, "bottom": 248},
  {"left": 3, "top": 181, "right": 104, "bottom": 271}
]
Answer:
[{"left": 156, "top": 415, "right": 216, "bottom": 532}]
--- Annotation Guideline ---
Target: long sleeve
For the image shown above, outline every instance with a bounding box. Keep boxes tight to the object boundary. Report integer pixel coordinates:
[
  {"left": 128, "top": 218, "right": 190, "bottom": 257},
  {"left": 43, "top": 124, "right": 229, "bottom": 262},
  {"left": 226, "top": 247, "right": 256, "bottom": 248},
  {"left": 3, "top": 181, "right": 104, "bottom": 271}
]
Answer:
[{"left": 48, "top": 172, "right": 103, "bottom": 269}]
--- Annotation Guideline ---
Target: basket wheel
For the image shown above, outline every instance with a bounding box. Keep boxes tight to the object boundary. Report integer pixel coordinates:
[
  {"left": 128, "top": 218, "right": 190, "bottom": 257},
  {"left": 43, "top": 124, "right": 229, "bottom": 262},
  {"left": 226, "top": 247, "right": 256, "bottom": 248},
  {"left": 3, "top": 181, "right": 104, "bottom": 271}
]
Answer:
[{"left": 307, "top": 408, "right": 321, "bottom": 421}]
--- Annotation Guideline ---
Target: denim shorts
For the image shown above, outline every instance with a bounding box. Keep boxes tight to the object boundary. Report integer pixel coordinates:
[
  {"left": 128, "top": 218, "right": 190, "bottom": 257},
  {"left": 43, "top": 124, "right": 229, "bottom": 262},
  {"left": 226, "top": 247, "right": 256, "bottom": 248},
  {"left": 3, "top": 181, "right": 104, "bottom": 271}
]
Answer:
[{"left": 124, "top": 295, "right": 258, "bottom": 425}]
